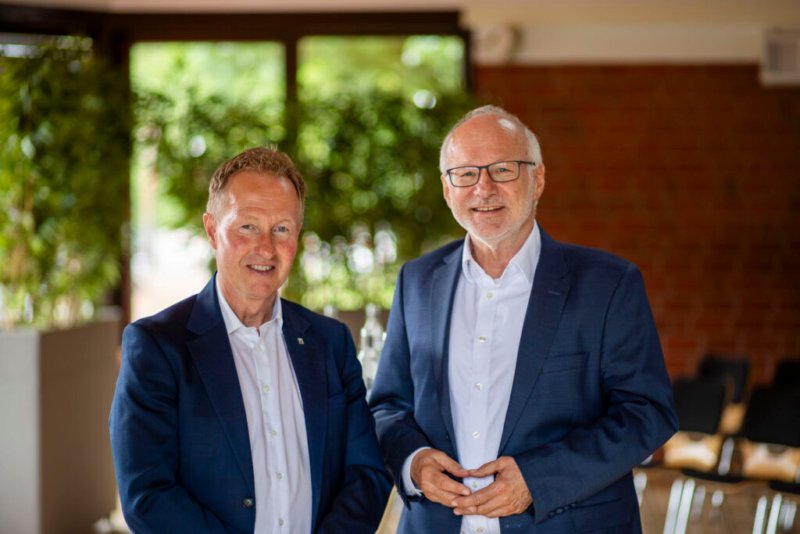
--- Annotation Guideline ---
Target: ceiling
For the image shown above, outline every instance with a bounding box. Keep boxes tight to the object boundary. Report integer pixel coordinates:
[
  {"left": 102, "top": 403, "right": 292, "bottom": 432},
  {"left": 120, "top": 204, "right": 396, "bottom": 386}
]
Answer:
[
  {"left": 1, "top": 0, "right": 796, "bottom": 23},
  {"left": 3, "top": 0, "right": 800, "bottom": 64}
]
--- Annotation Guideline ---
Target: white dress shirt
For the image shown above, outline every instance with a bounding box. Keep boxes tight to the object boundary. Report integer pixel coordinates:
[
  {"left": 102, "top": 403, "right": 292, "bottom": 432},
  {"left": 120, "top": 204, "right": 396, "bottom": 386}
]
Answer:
[
  {"left": 217, "top": 280, "right": 312, "bottom": 534},
  {"left": 403, "top": 224, "right": 540, "bottom": 534}
]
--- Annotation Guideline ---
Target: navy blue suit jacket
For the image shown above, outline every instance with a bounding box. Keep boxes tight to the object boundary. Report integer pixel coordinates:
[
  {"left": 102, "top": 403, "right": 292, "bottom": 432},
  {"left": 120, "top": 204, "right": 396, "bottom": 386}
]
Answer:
[
  {"left": 369, "top": 228, "right": 677, "bottom": 533},
  {"left": 110, "top": 276, "right": 391, "bottom": 533}
]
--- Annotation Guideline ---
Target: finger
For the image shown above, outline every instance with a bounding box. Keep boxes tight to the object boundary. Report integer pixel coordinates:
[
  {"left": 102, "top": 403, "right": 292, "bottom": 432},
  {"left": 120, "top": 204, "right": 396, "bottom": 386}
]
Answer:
[
  {"left": 419, "top": 470, "right": 470, "bottom": 504},
  {"left": 415, "top": 449, "right": 469, "bottom": 478},
  {"left": 424, "top": 487, "right": 469, "bottom": 507},
  {"left": 436, "top": 454, "right": 470, "bottom": 478},
  {"left": 421, "top": 488, "right": 469, "bottom": 506},
  {"left": 455, "top": 493, "right": 508, "bottom": 517},
  {"left": 431, "top": 471, "right": 471, "bottom": 497},
  {"left": 451, "top": 482, "right": 501, "bottom": 509},
  {"left": 467, "top": 458, "right": 503, "bottom": 478},
  {"left": 484, "top": 501, "right": 516, "bottom": 518},
  {"left": 412, "top": 449, "right": 466, "bottom": 485}
]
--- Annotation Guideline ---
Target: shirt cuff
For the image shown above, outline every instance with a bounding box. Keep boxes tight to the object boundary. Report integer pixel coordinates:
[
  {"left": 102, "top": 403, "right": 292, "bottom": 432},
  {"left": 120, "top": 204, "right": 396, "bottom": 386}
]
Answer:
[{"left": 401, "top": 447, "right": 432, "bottom": 496}]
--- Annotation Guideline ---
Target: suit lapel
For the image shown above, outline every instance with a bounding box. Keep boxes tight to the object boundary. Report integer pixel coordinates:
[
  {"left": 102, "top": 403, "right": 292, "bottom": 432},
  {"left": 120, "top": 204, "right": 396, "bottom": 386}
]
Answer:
[
  {"left": 186, "top": 277, "right": 255, "bottom": 494},
  {"left": 280, "top": 301, "right": 326, "bottom": 529},
  {"left": 499, "top": 230, "right": 570, "bottom": 452},
  {"left": 430, "top": 244, "right": 463, "bottom": 454}
]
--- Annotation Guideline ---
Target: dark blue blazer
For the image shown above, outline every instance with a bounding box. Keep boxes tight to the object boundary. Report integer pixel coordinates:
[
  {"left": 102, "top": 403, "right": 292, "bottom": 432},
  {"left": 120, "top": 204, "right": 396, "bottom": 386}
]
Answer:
[
  {"left": 369, "top": 228, "right": 677, "bottom": 533},
  {"left": 110, "top": 276, "right": 391, "bottom": 533}
]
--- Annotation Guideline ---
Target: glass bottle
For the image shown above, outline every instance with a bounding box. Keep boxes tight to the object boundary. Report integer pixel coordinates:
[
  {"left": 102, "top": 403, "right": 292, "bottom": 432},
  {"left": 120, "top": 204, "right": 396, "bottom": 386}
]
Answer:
[{"left": 358, "top": 303, "right": 384, "bottom": 390}]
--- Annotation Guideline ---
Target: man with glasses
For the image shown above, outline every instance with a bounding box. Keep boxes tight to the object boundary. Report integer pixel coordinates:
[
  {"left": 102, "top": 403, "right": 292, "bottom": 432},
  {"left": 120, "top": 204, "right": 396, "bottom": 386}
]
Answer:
[{"left": 369, "top": 106, "right": 677, "bottom": 533}]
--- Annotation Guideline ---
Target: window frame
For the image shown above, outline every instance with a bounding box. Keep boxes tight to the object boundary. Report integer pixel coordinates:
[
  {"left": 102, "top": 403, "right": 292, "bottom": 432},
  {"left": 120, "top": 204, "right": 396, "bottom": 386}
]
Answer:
[{"left": 0, "top": 5, "right": 470, "bottom": 324}]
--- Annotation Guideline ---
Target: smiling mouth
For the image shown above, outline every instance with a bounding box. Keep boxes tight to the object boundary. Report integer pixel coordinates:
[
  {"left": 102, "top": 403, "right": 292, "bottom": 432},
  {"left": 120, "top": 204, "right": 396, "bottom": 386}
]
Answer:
[
  {"left": 472, "top": 206, "right": 503, "bottom": 212},
  {"left": 248, "top": 264, "right": 275, "bottom": 272}
]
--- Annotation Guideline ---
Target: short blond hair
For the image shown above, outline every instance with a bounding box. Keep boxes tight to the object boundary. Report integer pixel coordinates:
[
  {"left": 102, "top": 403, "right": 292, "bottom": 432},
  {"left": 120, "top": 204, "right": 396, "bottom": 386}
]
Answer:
[{"left": 207, "top": 146, "right": 305, "bottom": 216}]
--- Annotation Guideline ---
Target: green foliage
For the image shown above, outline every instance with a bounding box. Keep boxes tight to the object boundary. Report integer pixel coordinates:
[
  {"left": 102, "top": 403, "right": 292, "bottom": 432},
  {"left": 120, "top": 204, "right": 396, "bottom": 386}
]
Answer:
[
  {"left": 131, "top": 37, "right": 471, "bottom": 310},
  {"left": 135, "top": 90, "right": 284, "bottom": 230},
  {"left": 130, "top": 41, "right": 286, "bottom": 229},
  {"left": 0, "top": 37, "right": 131, "bottom": 328},
  {"left": 288, "top": 91, "right": 470, "bottom": 305},
  {"left": 298, "top": 35, "right": 464, "bottom": 100},
  {"left": 131, "top": 42, "right": 285, "bottom": 106}
]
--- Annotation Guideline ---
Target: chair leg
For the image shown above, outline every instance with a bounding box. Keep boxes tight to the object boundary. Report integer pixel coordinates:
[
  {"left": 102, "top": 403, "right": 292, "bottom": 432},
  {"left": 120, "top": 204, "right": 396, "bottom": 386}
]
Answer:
[
  {"left": 634, "top": 470, "right": 648, "bottom": 507},
  {"left": 780, "top": 499, "right": 796, "bottom": 531},
  {"left": 766, "top": 493, "right": 783, "bottom": 534},
  {"left": 675, "top": 478, "right": 697, "bottom": 534},
  {"left": 690, "top": 485, "right": 706, "bottom": 522},
  {"left": 709, "top": 489, "right": 724, "bottom": 520},
  {"left": 754, "top": 495, "right": 769, "bottom": 534},
  {"left": 717, "top": 437, "right": 735, "bottom": 476},
  {"left": 664, "top": 478, "right": 685, "bottom": 534}
]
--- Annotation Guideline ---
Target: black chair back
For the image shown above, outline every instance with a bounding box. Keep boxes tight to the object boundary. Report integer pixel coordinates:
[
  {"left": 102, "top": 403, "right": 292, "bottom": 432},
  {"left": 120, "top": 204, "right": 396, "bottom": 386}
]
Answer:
[
  {"left": 773, "top": 358, "right": 800, "bottom": 389},
  {"left": 740, "top": 385, "right": 800, "bottom": 447},
  {"left": 698, "top": 353, "right": 749, "bottom": 403},
  {"left": 672, "top": 377, "right": 728, "bottom": 434}
]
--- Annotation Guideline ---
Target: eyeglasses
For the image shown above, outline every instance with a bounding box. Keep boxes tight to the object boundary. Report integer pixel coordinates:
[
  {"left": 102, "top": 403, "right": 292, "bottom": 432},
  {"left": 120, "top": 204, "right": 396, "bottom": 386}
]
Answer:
[{"left": 445, "top": 160, "right": 536, "bottom": 187}]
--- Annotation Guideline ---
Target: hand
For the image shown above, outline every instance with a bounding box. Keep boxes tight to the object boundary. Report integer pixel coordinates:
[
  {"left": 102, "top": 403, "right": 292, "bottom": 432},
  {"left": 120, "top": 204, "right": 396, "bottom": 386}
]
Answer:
[
  {"left": 452, "top": 456, "right": 533, "bottom": 518},
  {"left": 410, "top": 448, "right": 471, "bottom": 507}
]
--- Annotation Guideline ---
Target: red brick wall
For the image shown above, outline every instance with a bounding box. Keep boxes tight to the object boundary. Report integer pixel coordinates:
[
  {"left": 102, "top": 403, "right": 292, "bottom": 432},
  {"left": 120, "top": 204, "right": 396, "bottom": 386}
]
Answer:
[{"left": 474, "top": 65, "right": 800, "bottom": 384}]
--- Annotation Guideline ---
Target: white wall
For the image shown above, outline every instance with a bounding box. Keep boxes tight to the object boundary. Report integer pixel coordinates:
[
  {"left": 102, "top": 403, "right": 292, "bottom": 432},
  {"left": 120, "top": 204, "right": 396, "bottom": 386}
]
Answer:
[{"left": 0, "top": 331, "right": 41, "bottom": 534}]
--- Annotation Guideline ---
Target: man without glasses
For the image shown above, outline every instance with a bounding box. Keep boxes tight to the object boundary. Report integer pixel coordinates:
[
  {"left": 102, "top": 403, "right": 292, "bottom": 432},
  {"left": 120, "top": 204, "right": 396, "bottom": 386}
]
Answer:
[{"left": 110, "top": 147, "right": 390, "bottom": 533}]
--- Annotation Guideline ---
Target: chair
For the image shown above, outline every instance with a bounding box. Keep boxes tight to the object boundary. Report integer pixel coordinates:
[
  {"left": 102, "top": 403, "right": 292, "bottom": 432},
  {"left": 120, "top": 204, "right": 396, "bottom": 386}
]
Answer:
[
  {"left": 753, "top": 481, "right": 800, "bottom": 534},
  {"left": 663, "top": 383, "right": 800, "bottom": 534},
  {"left": 661, "top": 378, "right": 729, "bottom": 534},
  {"left": 773, "top": 357, "right": 800, "bottom": 389},
  {"left": 697, "top": 353, "right": 749, "bottom": 435},
  {"left": 745, "top": 386, "right": 800, "bottom": 534},
  {"left": 663, "top": 378, "right": 728, "bottom": 471}
]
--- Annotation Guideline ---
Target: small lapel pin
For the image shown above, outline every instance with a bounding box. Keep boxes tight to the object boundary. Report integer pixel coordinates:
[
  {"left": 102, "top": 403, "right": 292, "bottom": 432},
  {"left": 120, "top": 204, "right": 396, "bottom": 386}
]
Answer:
[{"left": 297, "top": 337, "right": 305, "bottom": 345}]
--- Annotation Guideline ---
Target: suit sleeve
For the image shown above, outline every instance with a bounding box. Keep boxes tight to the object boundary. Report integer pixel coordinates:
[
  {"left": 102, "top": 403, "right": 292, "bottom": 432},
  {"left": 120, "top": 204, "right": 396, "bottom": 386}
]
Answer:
[
  {"left": 368, "top": 266, "right": 433, "bottom": 503},
  {"left": 515, "top": 263, "right": 678, "bottom": 523},
  {"left": 315, "top": 322, "right": 392, "bottom": 534},
  {"left": 109, "top": 323, "right": 238, "bottom": 534}
]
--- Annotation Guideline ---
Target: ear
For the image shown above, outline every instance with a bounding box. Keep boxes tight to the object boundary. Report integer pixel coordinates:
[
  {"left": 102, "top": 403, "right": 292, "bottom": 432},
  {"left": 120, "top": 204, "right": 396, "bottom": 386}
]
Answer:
[
  {"left": 533, "top": 162, "right": 546, "bottom": 201},
  {"left": 202, "top": 212, "right": 218, "bottom": 250},
  {"left": 441, "top": 173, "right": 453, "bottom": 208}
]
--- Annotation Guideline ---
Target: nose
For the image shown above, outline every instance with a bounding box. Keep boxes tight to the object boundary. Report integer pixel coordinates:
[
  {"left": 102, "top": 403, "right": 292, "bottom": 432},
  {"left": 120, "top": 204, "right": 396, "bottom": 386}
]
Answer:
[
  {"left": 255, "top": 232, "right": 276, "bottom": 257},
  {"left": 473, "top": 166, "right": 497, "bottom": 196}
]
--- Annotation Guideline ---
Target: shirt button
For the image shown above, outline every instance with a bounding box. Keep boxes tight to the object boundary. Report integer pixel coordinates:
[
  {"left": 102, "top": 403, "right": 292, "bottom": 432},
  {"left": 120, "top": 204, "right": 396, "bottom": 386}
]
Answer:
[
  {"left": 242, "top": 497, "right": 254, "bottom": 508},
  {"left": 478, "top": 336, "right": 487, "bottom": 343},
  {"left": 262, "top": 385, "right": 270, "bottom": 393},
  {"left": 485, "top": 291, "right": 493, "bottom": 299},
  {"left": 276, "top": 472, "right": 283, "bottom": 480},
  {"left": 474, "top": 383, "right": 483, "bottom": 391},
  {"left": 472, "top": 431, "right": 480, "bottom": 439},
  {"left": 278, "top": 518, "right": 285, "bottom": 527},
  {"left": 271, "top": 429, "right": 278, "bottom": 437},
  {"left": 471, "top": 481, "right": 478, "bottom": 489},
  {"left": 477, "top": 528, "right": 485, "bottom": 534}
]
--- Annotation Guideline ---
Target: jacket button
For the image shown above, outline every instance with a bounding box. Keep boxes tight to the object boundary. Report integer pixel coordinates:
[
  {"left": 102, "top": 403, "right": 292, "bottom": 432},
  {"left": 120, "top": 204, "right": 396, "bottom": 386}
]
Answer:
[{"left": 243, "top": 498, "right": 254, "bottom": 508}]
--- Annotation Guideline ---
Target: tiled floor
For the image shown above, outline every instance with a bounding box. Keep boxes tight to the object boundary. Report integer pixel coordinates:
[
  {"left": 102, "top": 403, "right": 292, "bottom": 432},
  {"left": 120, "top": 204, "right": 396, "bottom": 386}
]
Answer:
[
  {"left": 377, "top": 467, "right": 799, "bottom": 533},
  {"left": 638, "top": 467, "right": 798, "bottom": 534}
]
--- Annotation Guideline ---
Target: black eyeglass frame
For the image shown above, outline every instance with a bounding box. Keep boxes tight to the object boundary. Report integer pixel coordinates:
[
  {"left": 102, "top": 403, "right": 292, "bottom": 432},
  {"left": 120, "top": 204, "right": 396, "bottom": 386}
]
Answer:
[{"left": 444, "top": 160, "right": 537, "bottom": 187}]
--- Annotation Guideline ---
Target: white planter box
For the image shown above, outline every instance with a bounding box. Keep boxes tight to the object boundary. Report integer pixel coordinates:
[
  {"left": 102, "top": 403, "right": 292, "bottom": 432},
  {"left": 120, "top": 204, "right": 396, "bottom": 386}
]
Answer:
[{"left": 0, "top": 317, "right": 119, "bottom": 534}]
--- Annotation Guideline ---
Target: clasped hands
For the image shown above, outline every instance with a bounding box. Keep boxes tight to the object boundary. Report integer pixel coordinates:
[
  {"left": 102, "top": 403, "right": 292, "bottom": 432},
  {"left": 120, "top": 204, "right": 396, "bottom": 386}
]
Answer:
[{"left": 410, "top": 449, "right": 532, "bottom": 518}]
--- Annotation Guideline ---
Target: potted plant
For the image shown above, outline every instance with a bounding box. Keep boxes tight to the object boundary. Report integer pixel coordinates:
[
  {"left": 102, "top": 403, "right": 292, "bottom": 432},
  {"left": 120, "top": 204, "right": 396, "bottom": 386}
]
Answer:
[{"left": 0, "top": 36, "right": 129, "bottom": 534}]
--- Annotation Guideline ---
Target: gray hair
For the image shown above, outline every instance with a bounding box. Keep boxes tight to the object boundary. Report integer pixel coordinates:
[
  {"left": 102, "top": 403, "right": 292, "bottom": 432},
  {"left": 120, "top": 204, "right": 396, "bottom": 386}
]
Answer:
[{"left": 439, "top": 105, "right": 542, "bottom": 173}]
